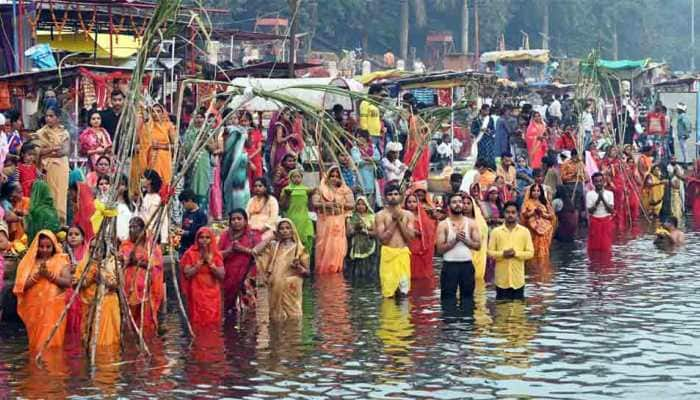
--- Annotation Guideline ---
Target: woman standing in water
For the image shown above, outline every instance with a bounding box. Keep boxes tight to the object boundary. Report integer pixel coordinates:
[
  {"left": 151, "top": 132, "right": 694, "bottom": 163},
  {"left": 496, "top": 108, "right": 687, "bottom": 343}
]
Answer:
[
  {"left": 346, "top": 196, "right": 377, "bottom": 280},
  {"left": 312, "top": 166, "right": 354, "bottom": 274},
  {"left": 521, "top": 184, "right": 556, "bottom": 259},
  {"left": 279, "top": 169, "right": 314, "bottom": 253},
  {"left": 13, "top": 230, "right": 72, "bottom": 352},
  {"left": 256, "top": 219, "right": 310, "bottom": 321}
]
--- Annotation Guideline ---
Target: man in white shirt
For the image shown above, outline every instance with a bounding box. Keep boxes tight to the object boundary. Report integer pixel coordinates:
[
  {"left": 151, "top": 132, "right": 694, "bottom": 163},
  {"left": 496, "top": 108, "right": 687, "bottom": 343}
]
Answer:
[
  {"left": 382, "top": 142, "right": 407, "bottom": 184},
  {"left": 548, "top": 95, "right": 562, "bottom": 124},
  {"left": 586, "top": 172, "right": 614, "bottom": 252}
]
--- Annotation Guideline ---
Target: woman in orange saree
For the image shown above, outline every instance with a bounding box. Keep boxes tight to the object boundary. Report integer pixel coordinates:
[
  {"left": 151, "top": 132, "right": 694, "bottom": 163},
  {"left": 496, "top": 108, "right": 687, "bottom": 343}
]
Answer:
[
  {"left": 525, "top": 112, "right": 548, "bottom": 170},
  {"left": 312, "top": 166, "right": 354, "bottom": 274},
  {"left": 132, "top": 105, "right": 176, "bottom": 195},
  {"left": 521, "top": 184, "right": 556, "bottom": 259},
  {"left": 403, "top": 192, "right": 436, "bottom": 280},
  {"left": 256, "top": 219, "right": 310, "bottom": 321},
  {"left": 13, "top": 230, "right": 72, "bottom": 352},
  {"left": 119, "top": 216, "right": 164, "bottom": 335},
  {"left": 180, "top": 227, "right": 225, "bottom": 328}
]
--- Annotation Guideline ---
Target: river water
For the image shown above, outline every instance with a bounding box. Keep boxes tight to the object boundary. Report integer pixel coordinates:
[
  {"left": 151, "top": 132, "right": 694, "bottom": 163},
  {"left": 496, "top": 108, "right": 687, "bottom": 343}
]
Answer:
[{"left": 1, "top": 221, "right": 699, "bottom": 399}]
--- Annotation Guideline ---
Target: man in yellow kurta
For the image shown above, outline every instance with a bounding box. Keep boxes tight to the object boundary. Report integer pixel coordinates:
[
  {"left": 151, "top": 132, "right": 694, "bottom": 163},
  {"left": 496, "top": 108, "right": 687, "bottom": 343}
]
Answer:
[{"left": 487, "top": 201, "right": 534, "bottom": 300}]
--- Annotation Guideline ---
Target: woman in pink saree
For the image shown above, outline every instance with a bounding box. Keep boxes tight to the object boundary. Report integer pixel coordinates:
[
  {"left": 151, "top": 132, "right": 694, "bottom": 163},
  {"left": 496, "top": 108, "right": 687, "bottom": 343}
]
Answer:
[
  {"left": 312, "top": 166, "right": 354, "bottom": 274},
  {"left": 525, "top": 112, "right": 548, "bottom": 170}
]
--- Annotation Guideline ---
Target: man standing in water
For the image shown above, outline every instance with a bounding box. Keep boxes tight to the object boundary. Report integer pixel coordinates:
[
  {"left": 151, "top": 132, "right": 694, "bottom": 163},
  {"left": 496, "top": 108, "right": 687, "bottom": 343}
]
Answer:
[
  {"left": 586, "top": 172, "right": 614, "bottom": 253},
  {"left": 375, "top": 183, "right": 415, "bottom": 298},
  {"left": 436, "top": 193, "right": 482, "bottom": 302},
  {"left": 488, "top": 202, "right": 534, "bottom": 300}
]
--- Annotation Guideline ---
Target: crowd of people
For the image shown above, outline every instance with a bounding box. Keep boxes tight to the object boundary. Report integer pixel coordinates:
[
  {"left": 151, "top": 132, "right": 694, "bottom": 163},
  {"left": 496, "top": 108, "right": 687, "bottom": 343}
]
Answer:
[{"left": 0, "top": 83, "right": 695, "bottom": 356}]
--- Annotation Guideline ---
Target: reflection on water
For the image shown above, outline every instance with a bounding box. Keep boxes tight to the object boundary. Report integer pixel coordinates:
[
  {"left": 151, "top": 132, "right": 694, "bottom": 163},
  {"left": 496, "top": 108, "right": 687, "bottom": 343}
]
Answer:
[{"left": 2, "top": 222, "right": 700, "bottom": 398}]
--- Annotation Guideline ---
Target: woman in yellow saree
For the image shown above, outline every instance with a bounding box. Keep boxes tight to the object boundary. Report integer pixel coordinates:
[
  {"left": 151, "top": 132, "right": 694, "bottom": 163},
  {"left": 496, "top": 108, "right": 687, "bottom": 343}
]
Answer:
[
  {"left": 461, "top": 193, "right": 489, "bottom": 281},
  {"left": 32, "top": 107, "right": 70, "bottom": 223},
  {"left": 521, "top": 184, "right": 556, "bottom": 259},
  {"left": 256, "top": 219, "right": 310, "bottom": 321},
  {"left": 74, "top": 243, "right": 121, "bottom": 348},
  {"left": 642, "top": 164, "right": 666, "bottom": 218},
  {"left": 13, "top": 230, "right": 72, "bottom": 352}
]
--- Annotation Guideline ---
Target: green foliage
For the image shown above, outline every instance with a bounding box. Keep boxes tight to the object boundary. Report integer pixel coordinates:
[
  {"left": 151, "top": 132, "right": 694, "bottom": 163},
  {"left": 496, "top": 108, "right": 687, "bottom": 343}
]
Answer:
[{"left": 213, "top": 0, "right": 699, "bottom": 70}]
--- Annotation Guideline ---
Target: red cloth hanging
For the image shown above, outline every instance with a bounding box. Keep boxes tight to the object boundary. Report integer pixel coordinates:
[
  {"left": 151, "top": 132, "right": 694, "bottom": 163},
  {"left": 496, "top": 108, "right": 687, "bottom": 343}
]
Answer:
[
  {"left": 79, "top": 67, "right": 131, "bottom": 109},
  {"left": 0, "top": 83, "right": 10, "bottom": 110}
]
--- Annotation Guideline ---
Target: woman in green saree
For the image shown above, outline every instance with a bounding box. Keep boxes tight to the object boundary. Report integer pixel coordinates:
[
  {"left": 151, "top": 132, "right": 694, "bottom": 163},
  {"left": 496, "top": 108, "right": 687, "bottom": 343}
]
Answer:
[
  {"left": 25, "top": 180, "right": 61, "bottom": 243},
  {"left": 346, "top": 196, "right": 377, "bottom": 280},
  {"left": 183, "top": 108, "right": 214, "bottom": 213},
  {"left": 279, "top": 169, "right": 314, "bottom": 253}
]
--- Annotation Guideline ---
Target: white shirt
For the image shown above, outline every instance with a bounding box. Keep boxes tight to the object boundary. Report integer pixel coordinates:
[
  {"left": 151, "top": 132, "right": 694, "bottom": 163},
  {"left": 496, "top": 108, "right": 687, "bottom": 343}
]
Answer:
[
  {"left": 382, "top": 157, "right": 407, "bottom": 183},
  {"left": 586, "top": 189, "right": 614, "bottom": 218},
  {"left": 437, "top": 142, "right": 452, "bottom": 158},
  {"left": 549, "top": 99, "right": 562, "bottom": 118},
  {"left": 582, "top": 112, "right": 594, "bottom": 132}
]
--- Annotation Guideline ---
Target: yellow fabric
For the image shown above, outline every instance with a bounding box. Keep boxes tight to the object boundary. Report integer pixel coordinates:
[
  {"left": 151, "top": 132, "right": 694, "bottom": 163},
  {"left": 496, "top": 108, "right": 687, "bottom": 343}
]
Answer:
[
  {"left": 379, "top": 246, "right": 411, "bottom": 297},
  {"left": 74, "top": 258, "right": 121, "bottom": 347},
  {"left": 487, "top": 224, "right": 534, "bottom": 289},
  {"left": 642, "top": 173, "right": 664, "bottom": 216},
  {"left": 470, "top": 200, "right": 489, "bottom": 281},
  {"left": 359, "top": 100, "right": 381, "bottom": 136},
  {"left": 37, "top": 31, "right": 141, "bottom": 59},
  {"left": 90, "top": 199, "right": 118, "bottom": 234},
  {"left": 34, "top": 125, "right": 70, "bottom": 222},
  {"left": 357, "top": 69, "right": 407, "bottom": 85}
]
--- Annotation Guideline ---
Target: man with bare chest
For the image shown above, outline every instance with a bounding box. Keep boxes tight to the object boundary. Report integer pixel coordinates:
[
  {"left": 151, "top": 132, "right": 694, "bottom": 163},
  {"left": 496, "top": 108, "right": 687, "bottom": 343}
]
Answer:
[{"left": 375, "top": 183, "right": 415, "bottom": 297}]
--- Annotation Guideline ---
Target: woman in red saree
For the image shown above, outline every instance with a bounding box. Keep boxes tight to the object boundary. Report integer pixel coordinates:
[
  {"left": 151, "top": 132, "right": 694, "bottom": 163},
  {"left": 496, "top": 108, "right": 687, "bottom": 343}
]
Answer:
[
  {"left": 521, "top": 184, "right": 556, "bottom": 259},
  {"left": 241, "top": 111, "right": 264, "bottom": 187},
  {"left": 602, "top": 147, "right": 628, "bottom": 228},
  {"left": 402, "top": 112, "right": 429, "bottom": 183},
  {"left": 625, "top": 156, "right": 642, "bottom": 221},
  {"left": 525, "top": 112, "right": 548, "bottom": 170},
  {"left": 403, "top": 192, "right": 436, "bottom": 281},
  {"left": 64, "top": 226, "right": 88, "bottom": 341},
  {"left": 180, "top": 227, "right": 225, "bottom": 328},
  {"left": 119, "top": 216, "right": 164, "bottom": 335},
  {"left": 13, "top": 230, "right": 72, "bottom": 352},
  {"left": 78, "top": 111, "right": 112, "bottom": 170},
  {"left": 219, "top": 209, "right": 261, "bottom": 316},
  {"left": 312, "top": 166, "right": 354, "bottom": 274}
]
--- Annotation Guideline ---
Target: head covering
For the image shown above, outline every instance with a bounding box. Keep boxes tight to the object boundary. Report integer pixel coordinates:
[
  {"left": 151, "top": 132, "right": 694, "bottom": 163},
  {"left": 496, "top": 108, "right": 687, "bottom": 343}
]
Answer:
[
  {"left": 25, "top": 181, "right": 61, "bottom": 243},
  {"left": 386, "top": 142, "right": 403, "bottom": 153},
  {"left": 271, "top": 218, "right": 304, "bottom": 261},
  {"left": 13, "top": 230, "right": 65, "bottom": 295},
  {"left": 179, "top": 226, "right": 224, "bottom": 305},
  {"left": 320, "top": 165, "right": 351, "bottom": 202},
  {"left": 677, "top": 102, "right": 687, "bottom": 112}
]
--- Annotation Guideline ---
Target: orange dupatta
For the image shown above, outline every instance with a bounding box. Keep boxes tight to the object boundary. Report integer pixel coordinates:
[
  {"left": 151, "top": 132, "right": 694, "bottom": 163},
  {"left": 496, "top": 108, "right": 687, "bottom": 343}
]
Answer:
[{"left": 13, "top": 230, "right": 70, "bottom": 351}]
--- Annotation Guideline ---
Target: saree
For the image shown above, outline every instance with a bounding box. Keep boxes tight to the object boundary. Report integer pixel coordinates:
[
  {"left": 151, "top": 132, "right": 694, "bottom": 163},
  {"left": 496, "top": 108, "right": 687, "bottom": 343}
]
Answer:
[
  {"left": 379, "top": 246, "right": 411, "bottom": 298},
  {"left": 273, "top": 164, "right": 293, "bottom": 199},
  {"left": 402, "top": 115, "right": 429, "bottom": 182},
  {"left": 13, "top": 230, "right": 69, "bottom": 352},
  {"left": 283, "top": 177, "right": 314, "bottom": 253},
  {"left": 65, "top": 238, "right": 87, "bottom": 342},
  {"left": 74, "top": 256, "right": 121, "bottom": 347},
  {"left": 464, "top": 195, "right": 489, "bottom": 281},
  {"left": 246, "top": 128, "right": 264, "bottom": 187},
  {"left": 246, "top": 195, "right": 279, "bottom": 233},
  {"left": 670, "top": 177, "right": 684, "bottom": 222},
  {"left": 525, "top": 120, "right": 547, "bottom": 170},
  {"left": 25, "top": 180, "right": 61, "bottom": 244},
  {"left": 34, "top": 125, "right": 69, "bottom": 222},
  {"left": 270, "top": 120, "right": 300, "bottom": 172},
  {"left": 315, "top": 166, "right": 353, "bottom": 274},
  {"left": 182, "top": 123, "right": 212, "bottom": 210},
  {"left": 119, "top": 238, "right": 164, "bottom": 334},
  {"left": 348, "top": 197, "right": 376, "bottom": 260},
  {"left": 221, "top": 126, "right": 250, "bottom": 215},
  {"left": 78, "top": 127, "right": 112, "bottom": 169},
  {"left": 219, "top": 227, "right": 261, "bottom": 314},
  {"left": 642, "top": 173, "right": 664, "bottom": 217},
  {"left": 180, "top": 228, "right": 224, "bottom": 327},
  {"left": 256, "top": 219, "right": 309, "bottom": 321},
  {"left": 405, "top": 199, "right": 436, "bottom": 280},
  {"left": 6, "top": 196, "right": 29, "bottom": 242},
  {"left": 521, "top": 187, "right": 556, "bottom": 259},
  {"left": 144, "top": 119, "right": 174, "bottom": 186}
]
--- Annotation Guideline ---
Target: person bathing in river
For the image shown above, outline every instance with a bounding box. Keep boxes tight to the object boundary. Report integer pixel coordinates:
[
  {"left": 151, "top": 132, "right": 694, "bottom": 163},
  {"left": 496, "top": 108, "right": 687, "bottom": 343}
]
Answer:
[
  {"left": 436, "top": 193, "right": 482, "bottom": 302},
  {"left": 374, "top": 183, "right": 415, "bottom": 298},
  {"left": 586, "top": 172, "right": 615, "bottom": 253},
  {"left": 655, "top": 216, "right": 685, "bottom": 246}
]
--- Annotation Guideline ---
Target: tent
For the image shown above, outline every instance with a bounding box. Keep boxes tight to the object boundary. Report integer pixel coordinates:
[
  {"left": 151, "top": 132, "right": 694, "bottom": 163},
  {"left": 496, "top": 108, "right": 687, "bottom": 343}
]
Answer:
[
  {"left": 225, "top": 77, "right": 364, "bottom": 112},
  {"left": 37, "top": 30, "right": 141, "bottom": 59},
  {"left": 480, "top": 49, "right": 550, "bottom": 64}
]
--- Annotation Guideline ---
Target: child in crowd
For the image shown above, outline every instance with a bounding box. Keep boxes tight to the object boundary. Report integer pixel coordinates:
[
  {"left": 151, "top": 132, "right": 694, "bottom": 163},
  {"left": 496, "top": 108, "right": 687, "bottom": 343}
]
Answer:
[
  {"left": 17, "top": 143, "right": 38, "bottom": 197},
  {"left": 178, "top": 189, "right": 208, "bottom": 256}
]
